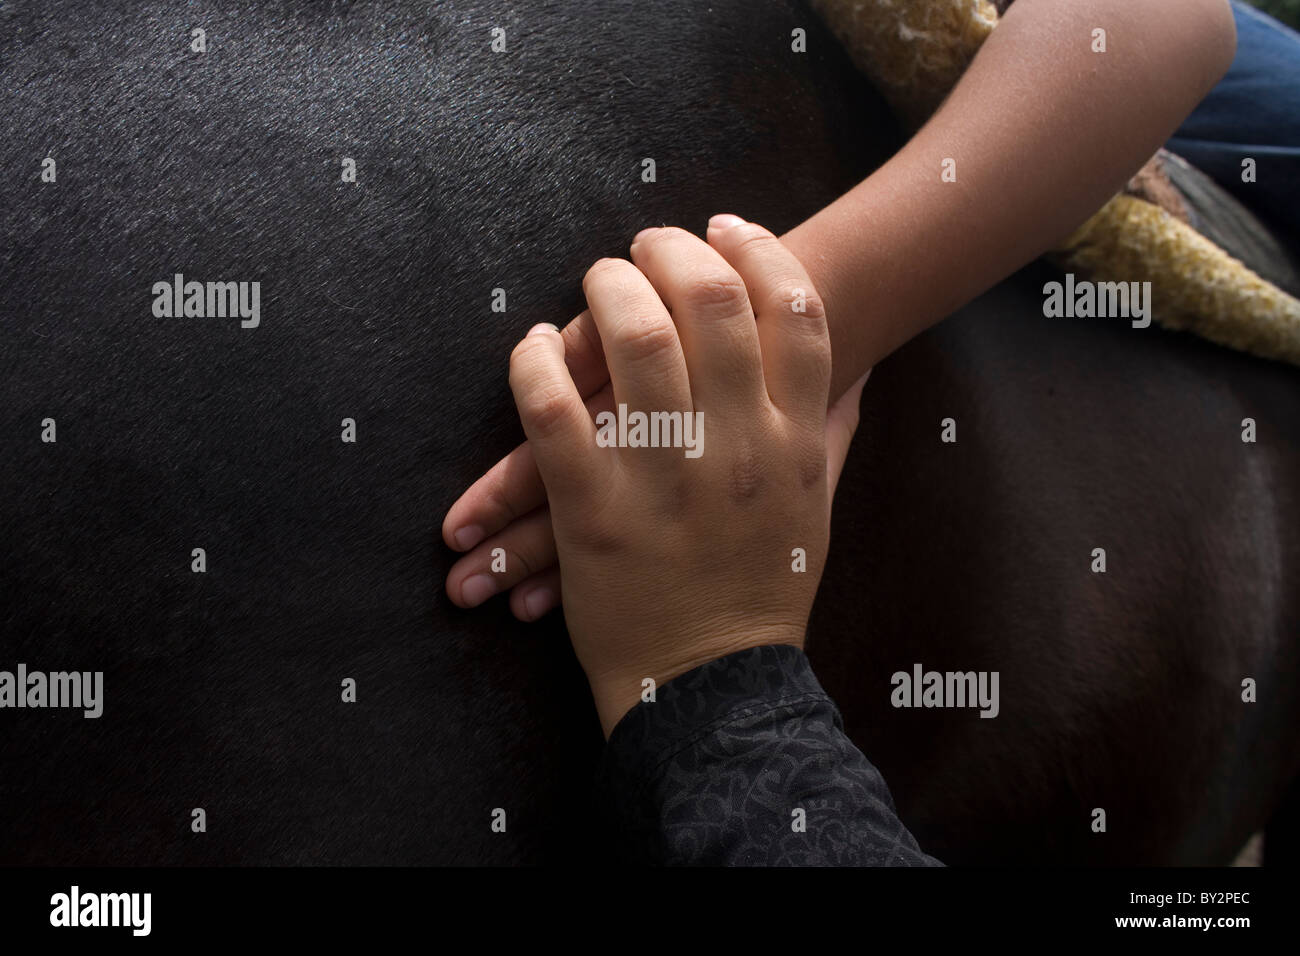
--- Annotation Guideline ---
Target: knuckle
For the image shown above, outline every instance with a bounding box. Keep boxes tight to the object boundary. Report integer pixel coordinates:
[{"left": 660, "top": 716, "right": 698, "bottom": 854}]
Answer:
[
  {"left": 774, "top": 280, "right": 826, "bottom": 329},
  {"left": 572, "top": 494, "right": 629, "bottom": 556},
  {"left": 521, "top": 385, "right": 577, "bottom": 435},
  {"left": 614, "top": 317, "right": 678, "bottom": 366},
  {"left": 779, "top": 282, "right": 832, "bottom": 374},
  {"left": 731, "top": 223, "right": 776, "bottom": 252},
  {"left": 799, "top": 451, "right": 827, "bottom": 492},
  {"left": 782, "top": 283, "right": 826, "bottom": 323},
  {"left": 726, "top": 441, "right": 767, "bottom": 503},
  {"left": 682, "top": 268, "right": 748, "bottom": 313},
  {"left": 782, "top": 425, "right": 829, "bottom": 492}
]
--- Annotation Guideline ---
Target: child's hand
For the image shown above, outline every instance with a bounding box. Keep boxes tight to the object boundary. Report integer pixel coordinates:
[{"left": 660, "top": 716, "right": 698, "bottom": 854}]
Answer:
[
  {"left": 442, "top": 227, "right": 866, "bottom": 626},
  {"left": 503, "top": 217, "right": 868, "bottom": 736}
]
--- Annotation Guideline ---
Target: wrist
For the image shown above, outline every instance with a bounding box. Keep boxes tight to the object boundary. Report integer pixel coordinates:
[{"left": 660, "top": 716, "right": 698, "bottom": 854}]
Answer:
[{"left": 588, "top": 625, "right": 807, "bottom": 739}]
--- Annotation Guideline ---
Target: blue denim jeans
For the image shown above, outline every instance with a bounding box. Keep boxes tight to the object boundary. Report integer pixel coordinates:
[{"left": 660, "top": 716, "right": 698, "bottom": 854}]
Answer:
[{"left": 1168, "top": 1, "right": 1300, "bottom": 238}]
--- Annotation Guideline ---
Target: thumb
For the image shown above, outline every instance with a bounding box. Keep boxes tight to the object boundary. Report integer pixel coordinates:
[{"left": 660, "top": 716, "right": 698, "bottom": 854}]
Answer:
[{"left": 825, "top": 368, "right": 872, "bottom": 499}]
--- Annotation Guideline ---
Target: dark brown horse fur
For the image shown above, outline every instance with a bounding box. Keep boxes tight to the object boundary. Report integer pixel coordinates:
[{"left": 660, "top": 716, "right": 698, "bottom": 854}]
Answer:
[{"left": 1, "top": 0, "right": 1296, "bottom": 865}]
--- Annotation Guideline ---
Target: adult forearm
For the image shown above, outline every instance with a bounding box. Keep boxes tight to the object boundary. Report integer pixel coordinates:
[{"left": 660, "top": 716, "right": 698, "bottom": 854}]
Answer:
[{"left": 781, "top": 0, "right": 1236, "bottom": 398}]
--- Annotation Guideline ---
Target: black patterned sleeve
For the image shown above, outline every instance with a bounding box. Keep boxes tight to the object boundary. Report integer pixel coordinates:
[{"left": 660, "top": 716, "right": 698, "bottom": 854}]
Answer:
[{"left": 595, "top": 643, "right": 943, "bottom": 866}]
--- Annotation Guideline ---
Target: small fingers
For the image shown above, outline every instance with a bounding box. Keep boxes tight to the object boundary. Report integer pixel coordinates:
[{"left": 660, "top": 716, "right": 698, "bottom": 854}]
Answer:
[
  {"left": 443, "top": 383, "right": 615, "bottom": 563},
  {"left": 560, "top": 309, "right": 611, "bottom": 396},
  {"left": 509, "top": 567, "right": 563, "bottom": 622},
  {"left": 706, "top": 215, "right": 832, "bottom": 426},
  {"left": 442, "top": 441, "right": 547, "bottom": 552},
  {"left": 508, "top": 324, "right": 608, "bottom": 511},
  {"left": 444, "top": 311, "right": 613, "bottom": 552},
  {"left": 445, "top": 506, "right": 559, "bottom": 608},
  {"left": 629, "top": 226, "right": 767, "bottom": 413},
  {"left": 582, "top": 257, "right": 694, "bottom": 429}
]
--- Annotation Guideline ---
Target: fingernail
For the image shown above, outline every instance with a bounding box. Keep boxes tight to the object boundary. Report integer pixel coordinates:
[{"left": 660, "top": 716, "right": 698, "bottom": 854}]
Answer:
[
  {"left": 631, "top": 227, "right": 658, "bottom": 245},
  {"left": 460, "top": 573, "right": 497, "bottom": 607},
  {"left": 527, "top": 323, "right": 559, "bottom": 337},
  {"left": 453, "top": 524, "right": 485, "bottom": 550},
  {"left": 708, "top": 214, "right": 745, "bottom": 230},
  {"left": 522, "top": 586, "right": 557, "bottom": 621}
]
